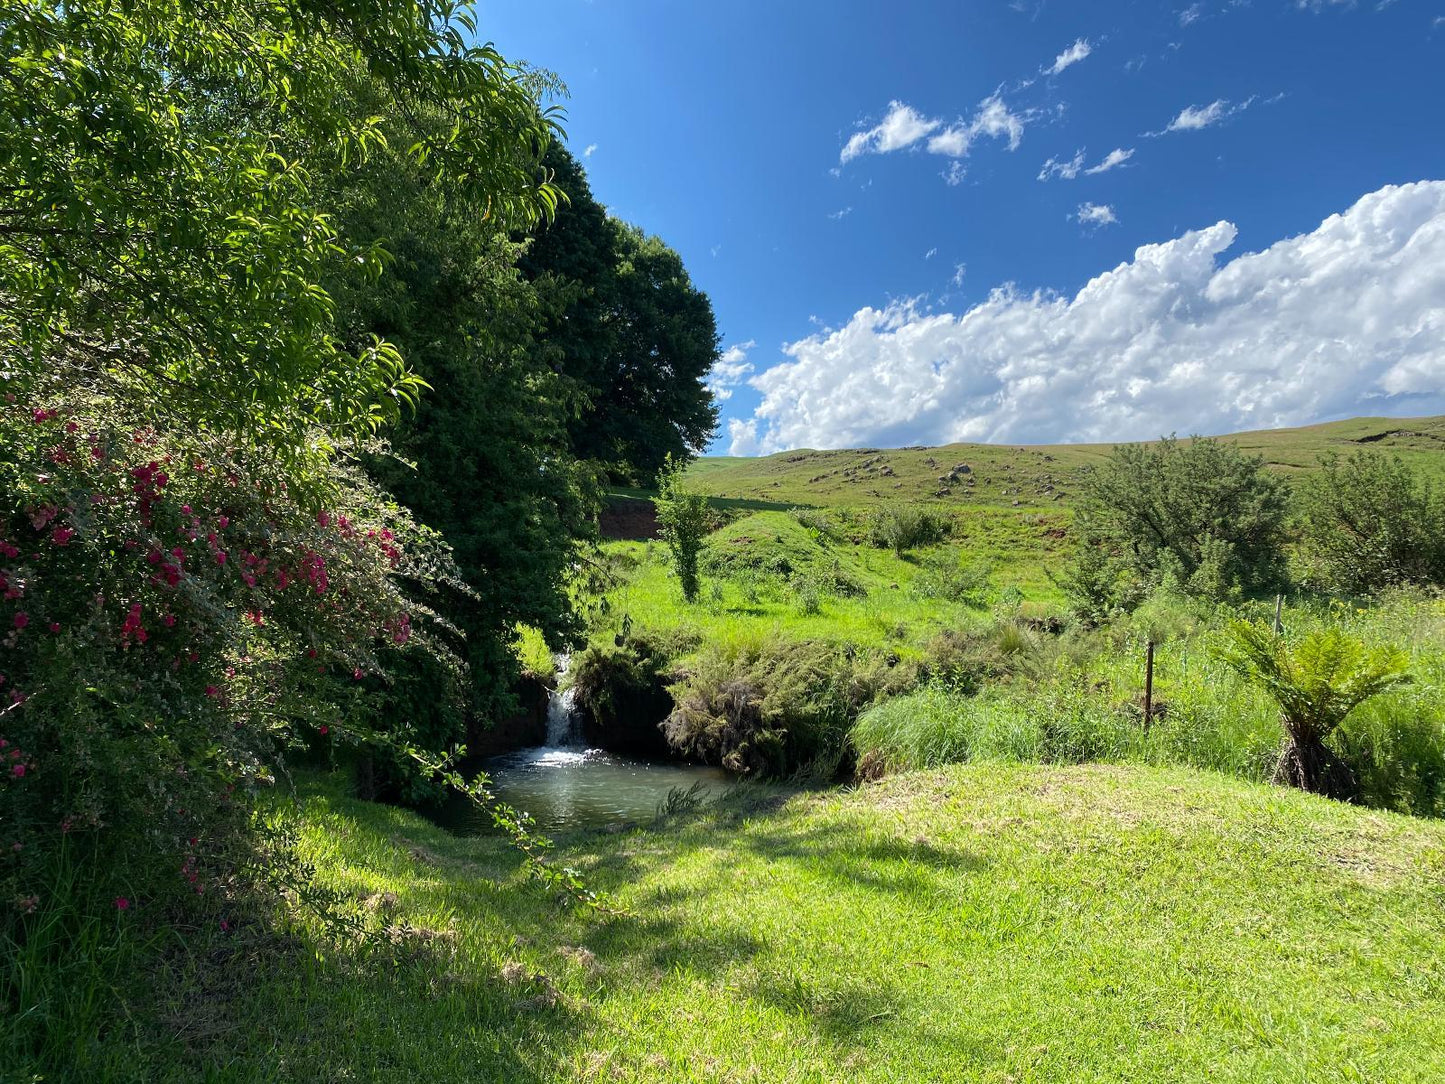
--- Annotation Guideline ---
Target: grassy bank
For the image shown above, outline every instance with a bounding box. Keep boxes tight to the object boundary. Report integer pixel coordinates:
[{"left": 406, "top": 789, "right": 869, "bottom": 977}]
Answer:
[{"left": 46, "top": 764, "right": 1445, "bottom": 1082}]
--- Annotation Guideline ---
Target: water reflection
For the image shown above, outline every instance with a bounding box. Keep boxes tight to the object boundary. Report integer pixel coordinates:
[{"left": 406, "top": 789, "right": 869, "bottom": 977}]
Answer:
[{"left": 446, "top": 747, "right": 731, "bottom": 833}]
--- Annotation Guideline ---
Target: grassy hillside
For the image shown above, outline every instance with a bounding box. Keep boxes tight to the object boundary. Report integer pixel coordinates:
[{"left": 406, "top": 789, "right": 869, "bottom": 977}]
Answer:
[
  {"left": 101, "top": 765, "right": 1445, "bottom": 1082},
  {"left": 685, "top": 415, "right": 1445, "bottom": 509}
]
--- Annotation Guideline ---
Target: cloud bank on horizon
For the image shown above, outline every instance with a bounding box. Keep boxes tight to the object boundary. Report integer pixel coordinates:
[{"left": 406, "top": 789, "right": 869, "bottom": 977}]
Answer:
[{"left": 726, "top": 180, "right": 1445, "bottom": 455}]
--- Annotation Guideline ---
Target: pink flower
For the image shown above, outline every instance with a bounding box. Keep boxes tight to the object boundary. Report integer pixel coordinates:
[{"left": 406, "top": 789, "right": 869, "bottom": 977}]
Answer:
[
  {"left": 48, "top": 622, "right": 59, "bottom": 633},
  {"left": 317, "top": 511, "right": 331, "bottom": 528},
  {"left": 114, "top": 897, "right": 130, "bottom": 911},
  {"left": 214, "top": 552, "right": 226, "bottom": 565},
  {"left": 318, "top": 725, "right": 329, "bottom": 735},
  {"left": 205, "top": 685, "right": 219, "bottom": 697},
  {"left": 353, "top": 668, "right": 363, "bottom": 681},
  {"left": 12, "top": 764, "right": 25, "bottom": 778},
  {"left": 12, "top": 612, "right": 28, "bottom": 629},
  {"left": 217, "top": 516, "right": 229, "bottom": 529},
  {"left": 181, "top": 505, "right": 191, "bottom": 515},
  {"left": 49, "top": 526, "right": 74, "bottom": 546}
]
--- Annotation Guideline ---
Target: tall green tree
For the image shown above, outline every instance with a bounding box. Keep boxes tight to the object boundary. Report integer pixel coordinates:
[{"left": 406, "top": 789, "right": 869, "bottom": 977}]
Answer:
[
  {"left": 1295, "top": 451, "right": 1445, "bottom": 595},
  {"left": 326, "top": 105, "right": 597, "bottom": 718},
  {"left": 519, "top": 146, "right": 720, "bottom": 480},
  {"left": 0, "top": 0, "right": 561, "bottom": 454},
  {"left": 1063, "top": 436, "right": 1289, "bottom": 611}
]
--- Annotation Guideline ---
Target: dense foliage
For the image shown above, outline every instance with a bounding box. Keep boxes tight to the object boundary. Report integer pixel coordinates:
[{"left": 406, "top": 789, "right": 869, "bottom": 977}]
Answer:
[
  {"left": 0, "top": 0, "right": 560, "bottom": 453},
  {"left": 326, "top": 105, "right": 597, "bottom": 722},
  {"left": 1216, "top": 620, "right": 1412, "bottom": 799},
  {"left": 519, "top": 146, "right": 720, "bottom": 480},
  {"left": 1063, "top": 436, "right": 1290, "bottom": 615},
  {"left": 654, "top": 454, "right": 710, "bottom": 602},
  {"left": 1295, "top": 451, "right": 1445, "bottom": 595}
]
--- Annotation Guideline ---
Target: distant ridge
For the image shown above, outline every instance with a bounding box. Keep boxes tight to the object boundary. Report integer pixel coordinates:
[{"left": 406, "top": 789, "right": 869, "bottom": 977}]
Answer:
[{"left": 687, "top": 415, "right": 1445, "bottom": 509}]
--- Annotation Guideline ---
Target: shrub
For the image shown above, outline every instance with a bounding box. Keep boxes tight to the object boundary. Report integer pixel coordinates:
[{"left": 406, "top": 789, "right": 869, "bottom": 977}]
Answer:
[
  {"left": 791, "top": 507, "right": 840, "bottom": 541},
  {"left": 1067, "top": 436, "right": 1290, "bottom": 610},
  {"left": 654, "top": 455, "right": 710, "bottom": 602},
  {"left": 568, "top": 633, "right": 689, "bottom": 756},
  {"left": 0, "top": 400, "right": 461, "bottom": 913},
  {"left": 910, "top": 549, "right": 991, "bottom": 606},
  {"left": 664, "top": 638, "right": 915, "bottom": 778},
  {"left": 1295, "top": 451, "right": 1445, "bottom": 595},
  {"left": 865, "top": 504, "right": 948, "bottom": 556}
]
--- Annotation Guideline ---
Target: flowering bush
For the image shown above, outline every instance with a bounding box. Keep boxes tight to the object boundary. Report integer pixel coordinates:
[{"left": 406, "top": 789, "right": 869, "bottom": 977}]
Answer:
[{"left": 0, "top": 393, "right": 466, "bottom": 910}]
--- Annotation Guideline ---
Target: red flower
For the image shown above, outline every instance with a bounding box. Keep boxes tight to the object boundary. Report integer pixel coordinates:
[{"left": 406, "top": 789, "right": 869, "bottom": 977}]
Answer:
[
  {"left": 318, "top": 725, "right": 329, "bottom": 735},
  {"left": 12, "top": 612, "right": 28, "bottom": 629},
  {"left": 114, "top": 897, "right": 130, "bottom": 911},
  {"left": 48, "top": 622, "right": 59, "bottom": 633},
  {"left": 11, "top": 764, "right": 25, "bottom": 778},
  {"left": 205, "top": 685, "right": 219, "bottom": 697}
]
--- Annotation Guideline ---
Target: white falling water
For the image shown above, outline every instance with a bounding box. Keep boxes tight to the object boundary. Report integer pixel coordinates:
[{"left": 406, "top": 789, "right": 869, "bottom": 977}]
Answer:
[{"left": 544, "top": 654, "right": 582, "bottom": 749}]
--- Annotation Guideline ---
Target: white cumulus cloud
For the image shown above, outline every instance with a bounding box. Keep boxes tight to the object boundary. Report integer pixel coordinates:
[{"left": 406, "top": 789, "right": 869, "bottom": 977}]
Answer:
[
  {"left": 839, "top": 94, "right": 1029, "bottom": 167},
  {"left": 1076, "top": 202, "right": 1119, "bottom": 226},
  {"left": 735, "top": 181, "right": 1445, "bottom": 452},
  {"left": 1045, "top": 37, "right": 1093, "bottom": 75},
  {"left": 1041, "top": 147, "right": 1135, "bottom": 181},
  {"left": 840, "top": 101, "right": 940, "bottom": 163},
  {"left": 708, "top": 341, "right": 756, "bottom": 403}
]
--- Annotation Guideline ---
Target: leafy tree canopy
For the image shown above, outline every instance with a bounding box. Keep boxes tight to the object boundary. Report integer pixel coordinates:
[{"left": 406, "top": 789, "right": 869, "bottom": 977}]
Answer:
[
  {"left": 519, "top": 145, "right": 719, "bottom": 480},
  {"left": 1295, "top": 451, "right": 1445, "bottom": 596},
  {"left": 1065, "top": 436, "right": 1290, "bottom": 610},
  {"left": 0, "top": 0, "right": 561, "bottom": 459}
]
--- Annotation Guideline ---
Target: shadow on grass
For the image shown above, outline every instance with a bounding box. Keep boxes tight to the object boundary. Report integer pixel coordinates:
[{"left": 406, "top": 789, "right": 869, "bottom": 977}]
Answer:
[{"left": 110, "top": 772, "right": 994, "bottom": 1079}]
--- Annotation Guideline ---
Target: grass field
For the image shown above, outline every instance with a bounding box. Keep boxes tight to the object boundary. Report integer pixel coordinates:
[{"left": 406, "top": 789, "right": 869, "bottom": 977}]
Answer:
[
  {"left": 85, "top": 764, "right": 1445, "bottom": 1082},
  {"left": 682, "top": 414, "right": 1445, "bottom": 509}
]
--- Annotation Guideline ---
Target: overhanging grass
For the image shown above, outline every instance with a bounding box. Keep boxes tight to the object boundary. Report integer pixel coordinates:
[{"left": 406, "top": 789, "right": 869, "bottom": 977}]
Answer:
[{"left": 68, "top": 764, "right": 1445, "bottom": 1082}]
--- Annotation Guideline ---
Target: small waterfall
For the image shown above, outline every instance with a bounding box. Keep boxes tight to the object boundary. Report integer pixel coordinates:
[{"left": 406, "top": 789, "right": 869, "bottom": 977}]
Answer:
[{"left": 544, "top": 654, "right": 582, "bottom": 748}]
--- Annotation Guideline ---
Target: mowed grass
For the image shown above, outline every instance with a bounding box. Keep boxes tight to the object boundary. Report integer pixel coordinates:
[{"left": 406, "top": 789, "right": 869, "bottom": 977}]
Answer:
[{"left": 129, "top": 765, "right": 1445, "bottom": 1082}]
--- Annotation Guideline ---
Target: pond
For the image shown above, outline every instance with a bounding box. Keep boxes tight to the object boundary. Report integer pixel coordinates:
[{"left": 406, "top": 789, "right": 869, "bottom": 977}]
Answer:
[
  {"left": 439, "top": 660, "right": 731, "bottom": 833},
  {"left": 470, "top": 746, "right": 731, "bottom": 833}
]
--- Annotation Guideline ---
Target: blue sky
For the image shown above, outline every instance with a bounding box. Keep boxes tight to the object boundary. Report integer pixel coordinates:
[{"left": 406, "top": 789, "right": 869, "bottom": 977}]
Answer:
[{"left": 476, "top": 0, "right": 1445, "bottom": 453}]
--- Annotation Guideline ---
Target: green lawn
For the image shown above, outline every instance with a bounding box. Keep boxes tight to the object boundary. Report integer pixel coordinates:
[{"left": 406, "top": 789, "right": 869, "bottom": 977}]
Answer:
[{"left": 118, "top": 765, "right": 1445, "bottom": 1082}]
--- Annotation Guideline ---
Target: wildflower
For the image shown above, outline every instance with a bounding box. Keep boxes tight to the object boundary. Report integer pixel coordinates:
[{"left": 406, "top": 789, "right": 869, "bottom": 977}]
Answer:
[{"left": 114, "top": 897, "right": 130, "bottom": 911}]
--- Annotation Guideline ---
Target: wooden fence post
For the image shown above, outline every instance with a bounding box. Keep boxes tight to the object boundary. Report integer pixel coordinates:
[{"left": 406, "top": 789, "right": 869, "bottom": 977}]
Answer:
[{"left": 1143, "top": 639, "right": 1155, "bottom": 731}]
